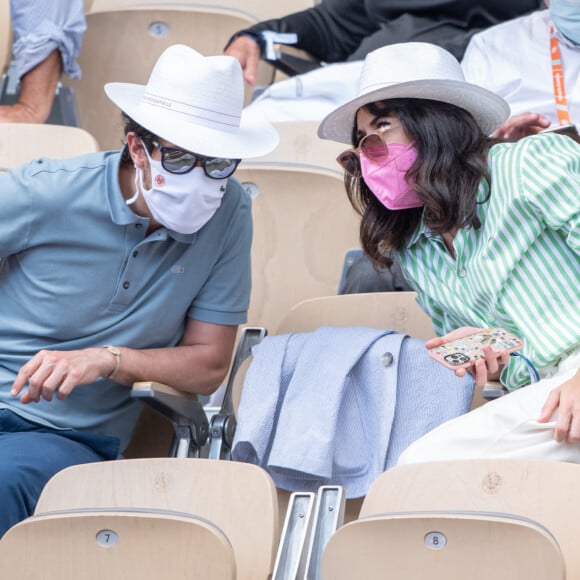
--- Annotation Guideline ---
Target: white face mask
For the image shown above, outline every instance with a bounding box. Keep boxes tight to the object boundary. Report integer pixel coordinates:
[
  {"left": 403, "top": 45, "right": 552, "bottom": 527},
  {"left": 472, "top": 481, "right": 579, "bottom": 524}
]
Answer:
[
  {"left": 550, "top": 0, "right": 580, "bottom": 45},
  {"left": 129, "top": 144, "right": 228, "bottom": 234}
]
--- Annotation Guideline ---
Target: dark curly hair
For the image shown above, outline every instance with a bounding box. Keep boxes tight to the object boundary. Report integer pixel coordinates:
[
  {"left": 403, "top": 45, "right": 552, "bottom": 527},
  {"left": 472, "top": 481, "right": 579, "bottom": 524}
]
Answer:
[
  {"left": 119, "top": 113, "right": 158, "bottom": 166},
  {"left": 345, "top": 99, "right": 498, "bottom": 268}
]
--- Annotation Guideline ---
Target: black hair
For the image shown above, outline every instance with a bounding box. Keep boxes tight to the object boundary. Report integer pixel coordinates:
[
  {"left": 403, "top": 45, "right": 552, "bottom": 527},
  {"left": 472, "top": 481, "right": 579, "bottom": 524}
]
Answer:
[
  {"left": 119, "top": 113, "right": 158, "bottom": 166},
  {"left": 345, "top": 98, "right": 498, "bottom": 268}
]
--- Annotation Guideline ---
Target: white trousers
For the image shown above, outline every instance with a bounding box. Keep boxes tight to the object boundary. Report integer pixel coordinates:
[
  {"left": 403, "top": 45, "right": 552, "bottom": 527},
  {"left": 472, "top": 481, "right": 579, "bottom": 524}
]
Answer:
[{"left": 398, "top": 350, "right": 580, "bottom": 465}]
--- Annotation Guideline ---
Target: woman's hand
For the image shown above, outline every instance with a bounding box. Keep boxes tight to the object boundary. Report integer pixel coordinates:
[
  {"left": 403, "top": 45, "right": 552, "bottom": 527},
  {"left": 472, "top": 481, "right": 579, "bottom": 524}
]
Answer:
[
  {"left": 492, "top": 112, "right": 551, "bottom": 141},
  {"left": 538, "top": 370, "right": 580, "bottom": 443},
  {"left": 426, "top": 327, "right": 511, "bottom": 386}
]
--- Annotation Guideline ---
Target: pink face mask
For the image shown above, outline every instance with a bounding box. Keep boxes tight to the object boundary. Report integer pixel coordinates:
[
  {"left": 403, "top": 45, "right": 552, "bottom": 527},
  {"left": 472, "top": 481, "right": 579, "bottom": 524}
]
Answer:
[{"left": 360, "top": 141, "right": 423, "bottom": 210}]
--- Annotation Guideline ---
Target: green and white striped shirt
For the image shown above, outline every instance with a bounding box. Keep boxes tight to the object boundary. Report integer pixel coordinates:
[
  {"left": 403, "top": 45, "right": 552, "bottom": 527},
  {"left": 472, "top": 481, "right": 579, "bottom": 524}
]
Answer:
[{"left": 399, "top": 133, "right": 579, "bottom": 390}]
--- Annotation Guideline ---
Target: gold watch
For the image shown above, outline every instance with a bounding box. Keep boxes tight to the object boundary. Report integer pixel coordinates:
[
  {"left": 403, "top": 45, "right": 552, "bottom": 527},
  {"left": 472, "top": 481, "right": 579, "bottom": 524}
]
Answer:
[{"left": 103, "top": 345, "right": 121, "bottom": 378}]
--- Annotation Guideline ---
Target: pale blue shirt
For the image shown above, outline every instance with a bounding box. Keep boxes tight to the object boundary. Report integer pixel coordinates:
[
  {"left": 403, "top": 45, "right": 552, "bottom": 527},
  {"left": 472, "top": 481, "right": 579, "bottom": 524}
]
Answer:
[
  {"left": 10, "top": 0, "right": 86, "bottom": 79},
  {"left": 0, "top": 150, "right": 252, "bottom": 450}
]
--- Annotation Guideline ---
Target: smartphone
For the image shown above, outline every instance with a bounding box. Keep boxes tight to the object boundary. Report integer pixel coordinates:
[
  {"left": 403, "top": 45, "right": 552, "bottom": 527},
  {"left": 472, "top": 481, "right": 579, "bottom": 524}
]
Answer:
[
  {"left": 428, "top": 327, "right": 524, "bottom": 371},
  {"left": 540, "top": 123, "right": 580, "bottom": 143}
]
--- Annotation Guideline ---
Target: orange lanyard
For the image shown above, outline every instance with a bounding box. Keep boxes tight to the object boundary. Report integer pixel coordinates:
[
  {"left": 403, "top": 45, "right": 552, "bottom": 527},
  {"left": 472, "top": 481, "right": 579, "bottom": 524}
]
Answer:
[{"left": 550, "top": 25, "right": 571, "bottom": 125}]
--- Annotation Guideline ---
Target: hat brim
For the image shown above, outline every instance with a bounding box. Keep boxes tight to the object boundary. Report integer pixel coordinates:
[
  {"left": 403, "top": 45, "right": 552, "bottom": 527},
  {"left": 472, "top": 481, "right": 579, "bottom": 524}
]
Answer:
[
  {"left": 105, "top": 82, "right": 279, "bottom": 158},
  {"left": 317, "top": 79, "right": 510, "bottom": 144}
]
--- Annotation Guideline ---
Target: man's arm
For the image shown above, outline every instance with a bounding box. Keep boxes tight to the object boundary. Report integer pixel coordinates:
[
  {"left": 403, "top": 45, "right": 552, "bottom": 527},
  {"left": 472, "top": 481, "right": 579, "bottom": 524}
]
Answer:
[
  {"left": 10, "top": 318, "right": 239, "bottom": 404},
  {"left": 3, "top": 0, "right": 86, "bottom": 124},
  {"left": 107, "top": 318, "right": 238, "bottom": 395},
  {"left": 0, "top": 48, "right": 62, "bottom": 123}
]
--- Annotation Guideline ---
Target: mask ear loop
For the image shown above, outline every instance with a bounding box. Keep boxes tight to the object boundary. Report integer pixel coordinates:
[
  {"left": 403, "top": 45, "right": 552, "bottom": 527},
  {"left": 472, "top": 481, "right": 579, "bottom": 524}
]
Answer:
[{"left": 125, "top": 165, "right": 141, "bottom": 206}]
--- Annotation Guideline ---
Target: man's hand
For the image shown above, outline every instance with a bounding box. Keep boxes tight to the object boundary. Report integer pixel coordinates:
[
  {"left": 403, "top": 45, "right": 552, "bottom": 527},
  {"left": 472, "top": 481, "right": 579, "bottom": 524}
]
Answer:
[
  {"left": 426, "top": 326, "right": 511, "bottom": 386},
  {"left": 10, "top": 348, "right": 116, "bottom": 403},
  {"left": 492, "top": 112, "right": 551, "bottom": 141},
  {"left": 539, "top": 370, "right": 580, "bottom": 443},
  {"left": 224, "top": 35, "right": 261, "bottom": 85}
]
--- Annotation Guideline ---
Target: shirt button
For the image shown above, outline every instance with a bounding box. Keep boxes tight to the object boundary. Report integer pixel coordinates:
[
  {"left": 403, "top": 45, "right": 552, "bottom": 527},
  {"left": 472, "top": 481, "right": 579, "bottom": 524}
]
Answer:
[
  {"left": 123, "top": 281, "right": 130, "bottom": 289},
  {"left": 458, "top": 269, "right": 467, "bottom": 278},
  {"left": 381, "top": 352, "right": 394, "bottom": 366},
  {"left": 135, "top": 223, "right": 143, "bottom": 229},
  {"left": 132, "top": 251, "right": 139, "bottom": 258}
]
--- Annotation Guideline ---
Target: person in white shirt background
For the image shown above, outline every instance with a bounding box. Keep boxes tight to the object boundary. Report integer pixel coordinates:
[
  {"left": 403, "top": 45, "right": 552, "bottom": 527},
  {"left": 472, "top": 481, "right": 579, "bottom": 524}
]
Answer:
[{"left": 462, "top": 0, "right": 579, "bottom": 140}]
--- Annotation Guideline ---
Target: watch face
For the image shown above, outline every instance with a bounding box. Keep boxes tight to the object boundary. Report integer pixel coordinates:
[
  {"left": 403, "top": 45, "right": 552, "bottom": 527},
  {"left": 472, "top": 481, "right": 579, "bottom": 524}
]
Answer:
[{"left": 104, "top": 346, "right": 121, "bottom": 378}]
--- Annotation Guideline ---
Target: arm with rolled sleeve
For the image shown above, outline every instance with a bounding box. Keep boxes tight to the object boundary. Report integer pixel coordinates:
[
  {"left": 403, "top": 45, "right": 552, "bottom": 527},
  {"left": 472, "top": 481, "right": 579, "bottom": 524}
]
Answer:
[{"left": 1, "top": 0, "right": 86, "bottom": 123}]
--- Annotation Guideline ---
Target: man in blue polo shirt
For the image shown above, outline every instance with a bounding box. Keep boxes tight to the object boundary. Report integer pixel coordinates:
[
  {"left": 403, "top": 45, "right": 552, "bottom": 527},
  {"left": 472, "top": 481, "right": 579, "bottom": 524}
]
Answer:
[{"left": 0, "top": 44, "right": 278, "bottom": 536}]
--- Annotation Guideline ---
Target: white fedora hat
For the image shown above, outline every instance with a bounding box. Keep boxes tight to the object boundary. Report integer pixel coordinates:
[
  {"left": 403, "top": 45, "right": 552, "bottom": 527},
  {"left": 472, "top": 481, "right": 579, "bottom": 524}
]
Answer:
[
  {"left": 318, "top": 42, "right": 509, "bottom": 144},
  {"left": 105, "top": 44, "right": 279, "bottom": 158}
]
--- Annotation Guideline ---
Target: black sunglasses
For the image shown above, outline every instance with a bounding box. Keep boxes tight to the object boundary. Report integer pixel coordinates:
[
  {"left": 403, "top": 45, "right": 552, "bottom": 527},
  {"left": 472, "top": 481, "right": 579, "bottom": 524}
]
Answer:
[
  {"left": 336, "top": 133, "right": 389, "bottom": 178},
  {"left": 152, "top": 141, "right": 241, "bottom": 180}
]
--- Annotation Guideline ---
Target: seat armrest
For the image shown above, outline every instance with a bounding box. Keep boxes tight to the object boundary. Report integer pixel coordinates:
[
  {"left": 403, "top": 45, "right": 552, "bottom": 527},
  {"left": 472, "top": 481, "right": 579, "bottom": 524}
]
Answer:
[
  {"left": 481, "top": 380, "right": 508, "bottom": 401},
  {"left": 207, "top": 327, "right": 267, "bottom": 459},
  {"left": 131, "top": 382, "right": 209, "bottom": 456}
]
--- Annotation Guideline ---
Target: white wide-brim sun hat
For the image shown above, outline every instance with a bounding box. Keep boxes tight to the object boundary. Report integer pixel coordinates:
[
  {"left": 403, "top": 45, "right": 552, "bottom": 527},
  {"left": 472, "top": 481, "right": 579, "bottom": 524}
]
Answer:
[
  {"left": 318, "top": 42, "right": 510, "bottom": 144},
  {"left": 105, "top": 44, "right": 279, "bottom": 159}
]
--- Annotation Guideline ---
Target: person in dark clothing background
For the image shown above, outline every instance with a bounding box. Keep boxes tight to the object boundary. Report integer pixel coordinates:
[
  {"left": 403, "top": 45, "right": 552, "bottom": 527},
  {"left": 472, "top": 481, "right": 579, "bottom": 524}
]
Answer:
[
  {"left": 225, "top": 0, "right": 544, "bottom": 85},
  {"left": 225, "top": 0, "right": 544, "bottom": 295}
]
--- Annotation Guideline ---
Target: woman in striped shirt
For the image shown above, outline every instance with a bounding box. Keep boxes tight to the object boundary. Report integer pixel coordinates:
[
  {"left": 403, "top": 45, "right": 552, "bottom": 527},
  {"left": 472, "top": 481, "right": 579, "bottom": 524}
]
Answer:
[{"left": 318, "top": 41, "right": 580, "bottom": 461}]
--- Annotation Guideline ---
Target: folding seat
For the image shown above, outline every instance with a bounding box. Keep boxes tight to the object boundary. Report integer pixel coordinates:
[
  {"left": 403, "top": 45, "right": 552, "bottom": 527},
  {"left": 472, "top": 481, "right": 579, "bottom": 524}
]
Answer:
[
  {"left": 321, "top": 510, "right": 565, "bottom": 579},
  {"left": 208, "top": 290, "right": 488, "bottom": 465},
  {"left": 235, "top": 121, "right": 360, "bottom": 332},
  {"left": 339, "top": 458, "right": 580, "bottom": 577},
  {"left": 205, "top": 292, "right": 520, "bottom": 579},
  {"left": 89, "top": 0, "right": 316, "bottom": 21},
  {"left": 67, "top": 0, "right": 316, "bottom": 150},
  {"left": 0, "top": 123, "right": 99, "bottom": 172},
  {"left": 0, "top": 457, "right": 280, "bottom": 579}
]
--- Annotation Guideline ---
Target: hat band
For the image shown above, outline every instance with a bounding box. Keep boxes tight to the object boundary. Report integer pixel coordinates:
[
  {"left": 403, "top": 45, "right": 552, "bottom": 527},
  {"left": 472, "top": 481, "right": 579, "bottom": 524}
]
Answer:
[{"left": 141, "top": 92, "right": 241, "bottom": 129}]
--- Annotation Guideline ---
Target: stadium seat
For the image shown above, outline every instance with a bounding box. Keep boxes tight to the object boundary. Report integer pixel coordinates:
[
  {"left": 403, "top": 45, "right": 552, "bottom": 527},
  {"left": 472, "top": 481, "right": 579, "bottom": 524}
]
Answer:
[
  {"left": 236, "top": 121, "right": 360, "bottom": 332},
  {"left": 207, "top": 292, "right": 437, "bottom": 527},
  {"left": 208, "top": 291, "right": 487, "bottom": 463},
  {"left": 210, "top": 293, "right": 436, "bottom": 462},
  {"left": 65, "top": 3, "right": 280, "bottom": 150},
  {"left": 321, "top": 510, "right": 565, "bottom": 579},
  {"left": 0, "top": 512, "right": 236, "bottom": 579},
  {"left": 0, "top": 123, "right": 99, "bottom": 171},
  {"left": 354, "top": 458, "right": 580, "bottom": 577},
  {"left": 89, "top": 0, "right": 316, "bottom": 21},
  {"left": 0, "top": 458, "right": 279, "bottom": 580}
]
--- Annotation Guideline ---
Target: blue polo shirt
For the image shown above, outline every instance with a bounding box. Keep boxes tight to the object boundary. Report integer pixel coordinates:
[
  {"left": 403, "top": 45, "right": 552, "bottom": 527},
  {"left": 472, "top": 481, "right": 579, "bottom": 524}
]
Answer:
[{"left": 0, "top": 150, "right": 252, "bottom": 450}]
